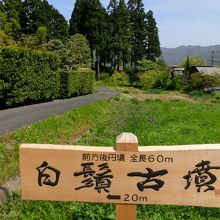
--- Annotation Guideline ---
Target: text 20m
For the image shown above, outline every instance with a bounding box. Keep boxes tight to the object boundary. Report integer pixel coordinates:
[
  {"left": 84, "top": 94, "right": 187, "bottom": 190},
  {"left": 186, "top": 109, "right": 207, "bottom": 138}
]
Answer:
[
  {"left": 148, "top": 155, "right": 173, "bottom": 163},
  {"left": 124, "top": 194, "right": 148, "bottom": 202}
]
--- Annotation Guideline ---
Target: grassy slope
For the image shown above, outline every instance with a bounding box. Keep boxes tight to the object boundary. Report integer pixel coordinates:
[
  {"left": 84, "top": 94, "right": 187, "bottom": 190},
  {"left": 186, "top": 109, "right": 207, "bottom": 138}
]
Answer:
[{"left": 1, "top": 96, "right": 220, "bottom": 219}]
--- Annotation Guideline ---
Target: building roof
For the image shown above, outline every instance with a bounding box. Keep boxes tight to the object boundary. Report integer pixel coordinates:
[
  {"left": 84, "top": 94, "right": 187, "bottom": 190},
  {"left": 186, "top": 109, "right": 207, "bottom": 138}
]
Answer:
[{"left": 194, "top": 66, "right": 220, "bottom": 75}]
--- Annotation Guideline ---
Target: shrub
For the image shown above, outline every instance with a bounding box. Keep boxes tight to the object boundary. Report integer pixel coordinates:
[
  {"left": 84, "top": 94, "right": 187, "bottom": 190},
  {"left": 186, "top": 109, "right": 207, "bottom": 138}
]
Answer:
[
  {"left": 125, "top": 59, "right": 169, "bottom": 86},
  {"left": 59, "top": 69, "right": 95, "bottom": 98},
  {"left": 138, "top": 70, "right": 169, "bottom": 90},
  {"left": 100, "top": 66, "right": 115, "bottom": 75},
  {"left": 136, "top": 59, "right": 158, "bottom": 72},
  {"left": 185, "top": 73, "right": 220, "bottom": 92},
  {"left": 125, "top": 67, "right": 140, "bottom": 85},
  {"left": 0, "top": 46, "right": 60, "bottom": 107},
  {"left": 103, "top": 71, "right": 129, "bottom": 86},
  {"left": 99, "top": 72, "right": 110, "bottom": 81},
  {"left": 166, "top": 75, "right": 183, "bottom": 90}
]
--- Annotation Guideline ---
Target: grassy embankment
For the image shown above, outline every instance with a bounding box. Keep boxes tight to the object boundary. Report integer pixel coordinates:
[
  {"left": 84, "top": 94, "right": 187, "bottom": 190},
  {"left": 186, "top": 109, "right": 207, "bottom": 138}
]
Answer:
[{"left": 1, "top": 94, "right": 220, "bottom": 219}]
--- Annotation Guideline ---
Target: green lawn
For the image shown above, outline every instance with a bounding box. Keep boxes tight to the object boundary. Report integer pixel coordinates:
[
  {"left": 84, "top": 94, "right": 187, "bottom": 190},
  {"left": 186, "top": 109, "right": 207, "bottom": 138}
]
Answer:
[{"left": 1, "top": 95, "right": 220, "bottom": 219}]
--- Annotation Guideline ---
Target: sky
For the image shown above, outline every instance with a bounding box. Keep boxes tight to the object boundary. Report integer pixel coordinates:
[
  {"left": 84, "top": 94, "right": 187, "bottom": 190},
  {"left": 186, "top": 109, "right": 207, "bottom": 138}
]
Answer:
[{"left": 47, "top": 0, "right": 220, "bottom": 48}]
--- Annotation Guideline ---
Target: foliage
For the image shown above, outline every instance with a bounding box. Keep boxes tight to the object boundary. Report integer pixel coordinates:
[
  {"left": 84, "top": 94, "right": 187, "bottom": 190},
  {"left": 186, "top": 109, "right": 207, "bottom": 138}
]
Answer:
[
  {"left": 59, "top": 70, "right": 95, "bottom": 98},
  {"left": 125, "top": 59, "right": 169, "bottom": 86},
  {"left": 125, "top": 66, "right": 140, "bottom": 85},
  {"left": 0, "top": 46, "right": 60, "bottom": 107},
  {"left": 136, "top": 59, "right": 159, "bottom": 72},
  {"left": 107, "top": 0, "right": 131, "bottom": 69},
  {"left": 42, "top": 39, "right": 66, "bottom": 68},
  {"left": 0, "top": 0, "right": 22, "bottom": 40},
  {"left": 145, "top": 10, "right": 161, "bottom": 60},
  {"left": 69, "top": 0, "right": 109, "bottom": 77},
  {"left": 99, "top": 72, "right": 110, "bottom": 81},
  {"left": 63, "top": 34, "right": 92, "bottom": 70},
  {"left": 138, "top": 70, "right": 169, "bottom": 90},
  {"left": 44, "top": 39, "right": 64, "bottom": 52},
  {"left": 0, "top": 30, "right": 15, "bottom": 46},
  {"left": 166, "top": 75, "right": 183, "bottom": 90},
  {"left": 185, "top": 73, "right": 220, "bottom": 92},
  {"left": 35, "top": 26, "right": 48, "bottom": 46},
  {"left": 127, "top": 0, "right": 147, "bottom": 65},
  {"left": 100, "top": 66, "right": 115, "bottom": 75},
  {"left": 179, "top": 56, "right": 207, "bottom": 68},
  {"left": 106, "top": 71, "right": 129, "bottom": 86},
  {"left": 20, "top": 0, "right": 68, "bottom": 40}
]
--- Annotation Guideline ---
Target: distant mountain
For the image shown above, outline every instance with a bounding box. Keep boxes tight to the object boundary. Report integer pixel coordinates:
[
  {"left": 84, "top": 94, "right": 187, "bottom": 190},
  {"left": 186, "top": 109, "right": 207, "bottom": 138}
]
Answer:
[{"left": 161, "top": 45, "right": 220, "bottom": 66}]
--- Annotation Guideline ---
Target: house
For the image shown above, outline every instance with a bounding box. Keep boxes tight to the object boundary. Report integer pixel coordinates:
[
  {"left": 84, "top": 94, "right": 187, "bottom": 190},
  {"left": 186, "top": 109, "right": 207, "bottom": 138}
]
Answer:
[
  {"left": 169, "top": 65, "right": 184, "bottom": 77},
  {"left": 191, "top": 66, "right": 220, "bottom": 92},
  {"left": 191, "top": 66, "right": 220, "bottom": 76}
]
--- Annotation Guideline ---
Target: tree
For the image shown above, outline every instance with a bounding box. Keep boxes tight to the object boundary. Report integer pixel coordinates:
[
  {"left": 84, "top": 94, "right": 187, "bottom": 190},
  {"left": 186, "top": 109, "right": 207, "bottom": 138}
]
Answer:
[
  {"left": 179, "top": 56, "right": 207, "bottom": 68},
  {"left": 107, "top": 0, "right": 119, "bottom": 69},
  {"left": 43, "top": 39, "right": 66, "bottom": 68},
  {"left": 20, "top": 0, "right": 68, "bottom": 40},
  {"left": 0, "top": 0, "right": 22, "bottom": 40},
  {"left": 35, "top": 26, "right": 47, "bottom": 45},
  {"left": 69, "top": 0, "right": 108, "bottom": 78},
  {"left": 179, "top": 56, "right": 207, "bottom": 83},
  {"left": 127, "top": 0, "right": 147, "bottom": 66},
  {"left": 145, "top": 10, "right": 161, "bottom": 61},
  {"left": 108, "top": 0, "right": 131, "bottom": 70},
  {"left": 63, "top": 34, "right": 92, "bottom": 70}
]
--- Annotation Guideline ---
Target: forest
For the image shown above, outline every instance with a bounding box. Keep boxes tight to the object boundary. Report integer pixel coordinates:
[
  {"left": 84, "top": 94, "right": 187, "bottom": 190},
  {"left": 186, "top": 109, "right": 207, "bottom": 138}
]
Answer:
[
  {"left": 1, "top": 0, "right": 219, "bottom": 108},
  {"left": 0, "top": 0, "right": 161, "bottom": 75}
]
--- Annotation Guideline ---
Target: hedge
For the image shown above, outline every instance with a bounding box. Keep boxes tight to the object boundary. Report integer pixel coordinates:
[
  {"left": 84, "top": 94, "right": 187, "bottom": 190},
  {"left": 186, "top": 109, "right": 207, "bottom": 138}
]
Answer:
[
  {"left": 0, "top": 47, "right": 95, "bottom": 108},
  {"left": 0, "top": 47, "right": 60, "bottom": 107},
  {"left": 59, "top": 70, "right": 95, "bottom": 98}
]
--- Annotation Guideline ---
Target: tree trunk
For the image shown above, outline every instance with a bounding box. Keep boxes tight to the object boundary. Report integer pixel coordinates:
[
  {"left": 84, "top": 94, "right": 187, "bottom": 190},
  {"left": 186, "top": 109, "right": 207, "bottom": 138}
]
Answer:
[
  {"left": 117, "top": 53, "right": 120, "bottom": 71},
  {"left": 96, "top": 51, "right": 100, "bottom": 80}
]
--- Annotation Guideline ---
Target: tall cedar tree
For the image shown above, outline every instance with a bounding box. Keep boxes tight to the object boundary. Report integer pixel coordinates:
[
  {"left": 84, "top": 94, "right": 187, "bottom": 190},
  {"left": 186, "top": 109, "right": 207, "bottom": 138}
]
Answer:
[
  {"left": 107, "top": 0, "right": 118, "bottom": 69},
  {"left": 127, "top": 0, "right": 147, "bottom": 66},
  {"left": 69, "top": 0, "right": 108, "bottom": 78},
  {"left": 108, "top": 0, "right": 130, "bottom": 70},
  {"left": 145, "top": 10, "right": 161, "bottom": 61},
  {"left": 20, "top": 0, "right": 68, "bottom": 40},
  {"left": 0, "top": 0, "right": 22, "bottom": 40}
]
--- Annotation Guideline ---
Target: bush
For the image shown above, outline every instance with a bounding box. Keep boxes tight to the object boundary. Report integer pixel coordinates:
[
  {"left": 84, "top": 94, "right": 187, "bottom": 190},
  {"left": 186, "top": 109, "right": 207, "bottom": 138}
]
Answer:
[
  {"left": 138, "top": 70, "right": 169, "bottom": 90},
  {"left": 99, "top": 72, "right": 110, "bottom": 81},
  {"left": 103, "top": 71, "right": 129, "bottom": 86},
  {"left": 59, "top": 69, "right": 95, "bottom": 98},
  {"left": 125, "top": 67, "right": 140, "bottom": 85},
  {"left": 100, "top": 66, "right": 115, "bottom": 75},
  {"left": 136, "top": 59, "right": 158, "bottom": 72},
  {"left": 0, "top": 46, "right": 60, "bottom": 107},
  {"left": 125, "top": 60, "right": 169, "bottom": 86},
  {"left": 185, "top": 73, "right": 220, "bottom": 92},
  {"left": 166, "top": 75, "right": 183, "bottom": 90}
]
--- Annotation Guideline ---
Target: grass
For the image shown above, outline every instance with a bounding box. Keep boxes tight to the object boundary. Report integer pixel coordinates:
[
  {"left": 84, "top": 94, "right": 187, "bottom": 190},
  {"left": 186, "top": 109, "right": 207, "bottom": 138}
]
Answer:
[
  {"left": 1, "top": 95, "right": 220, "bottom": 219},
  {"left": 0, "top": 100, "right": 113, "bottom": 185}
]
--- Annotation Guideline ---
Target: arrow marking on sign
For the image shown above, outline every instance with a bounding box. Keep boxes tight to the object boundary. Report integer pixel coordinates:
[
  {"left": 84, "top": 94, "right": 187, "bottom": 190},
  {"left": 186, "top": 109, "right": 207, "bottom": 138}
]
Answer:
[{"left": 107, "top": 194, "right": 121, "bottom": 200}]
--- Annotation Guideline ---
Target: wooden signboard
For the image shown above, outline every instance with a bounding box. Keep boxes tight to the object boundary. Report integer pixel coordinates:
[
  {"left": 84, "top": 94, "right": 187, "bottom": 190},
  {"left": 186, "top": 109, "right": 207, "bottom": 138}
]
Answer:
[{"left": 20, "top": 133, "right": 220, "bottom": 219}]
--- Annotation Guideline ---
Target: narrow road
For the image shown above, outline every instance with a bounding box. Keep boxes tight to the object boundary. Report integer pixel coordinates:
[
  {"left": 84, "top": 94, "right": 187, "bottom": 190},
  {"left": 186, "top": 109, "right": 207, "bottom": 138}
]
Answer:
[{"left": 0, "top": 87, "right": 119, "bottom": 136}]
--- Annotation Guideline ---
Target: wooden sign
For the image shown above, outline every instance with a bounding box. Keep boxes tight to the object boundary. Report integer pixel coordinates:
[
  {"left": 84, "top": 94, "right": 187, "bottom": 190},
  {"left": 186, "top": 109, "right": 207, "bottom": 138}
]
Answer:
[{"left": 20, "top": 134, "right": 220, "bottom": 208}]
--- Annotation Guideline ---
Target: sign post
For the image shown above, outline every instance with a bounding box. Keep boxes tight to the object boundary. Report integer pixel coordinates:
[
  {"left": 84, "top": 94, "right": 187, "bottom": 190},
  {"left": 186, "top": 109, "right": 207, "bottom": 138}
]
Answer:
[
  {"left": 20, "top": 133, "right": 220, "bottom": 219},
  {"left": 115, "top": 133, "right": 138, "bottom": 220}
]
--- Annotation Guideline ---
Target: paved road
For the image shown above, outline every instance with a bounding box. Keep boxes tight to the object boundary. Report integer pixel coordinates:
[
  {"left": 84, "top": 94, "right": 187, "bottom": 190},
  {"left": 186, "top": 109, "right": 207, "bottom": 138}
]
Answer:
[{"left": 0, "top": 87, "right": 119, "bottom": 136}]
